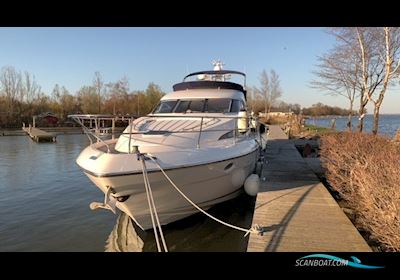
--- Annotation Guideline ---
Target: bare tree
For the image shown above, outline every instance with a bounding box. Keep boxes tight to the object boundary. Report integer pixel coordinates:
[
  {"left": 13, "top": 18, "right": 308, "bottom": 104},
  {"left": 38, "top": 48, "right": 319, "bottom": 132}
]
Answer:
[
  {"left": 259, "top": 70, "right": 269, "bottom": 115},
  {"left": 22, "top": 71, "right": 41, "bottom": 119},
  {"left": 105, "top": 77, "right": 130, "bottom": 114},
  {"left": 354, "top": 27, "right": 386, "bottom": 132},
  {"left": 311, "top": 44, "right": 359, "bottom": 131},
  {"left": 59, "top": 86, "right": 75, "bottom": 120},
  {"left": 93, "top": 71, "right": 104, "bottom": 114},
  {"left": 77, "top": 86, "right": 99, "bottom": 114},
  {"left": 269, "top": 70, "right": 282, "bottom": 113},
  {"left": 143, "top": 82, "right": 164, "bottom": 114},
  {"left": 369, "top": 27, "right": 400, "bottom": 134},
  {"left": 254, "top": 69, "right": 282, "bottom": 116},
  {"left": 322, "top": 28, "right": 386, "bottom": 132},
  {"left": 23, "top": 71, "right": 41, "bottom": 104},
  {"left": 0, "top": 66, "right": 22, "bottom": 125}
]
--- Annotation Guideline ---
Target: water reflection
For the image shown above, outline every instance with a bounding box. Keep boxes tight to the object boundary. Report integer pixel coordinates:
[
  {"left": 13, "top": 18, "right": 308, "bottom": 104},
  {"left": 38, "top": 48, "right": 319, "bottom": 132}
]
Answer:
[
  {"left": 1, "top": 134, "right": 255, "bottom": 251},
  {"left": 105, "top": 192, "right": 255, "bottom": 252},
  {"left": 105, "top": 212, "right": 144, "bottom": 252}
]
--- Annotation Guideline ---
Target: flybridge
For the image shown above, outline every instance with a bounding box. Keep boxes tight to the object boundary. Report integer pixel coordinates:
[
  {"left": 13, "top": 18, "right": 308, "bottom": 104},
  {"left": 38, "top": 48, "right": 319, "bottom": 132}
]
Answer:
[{"left": 172, "top": 61, "right": 247, "bottom": 98}]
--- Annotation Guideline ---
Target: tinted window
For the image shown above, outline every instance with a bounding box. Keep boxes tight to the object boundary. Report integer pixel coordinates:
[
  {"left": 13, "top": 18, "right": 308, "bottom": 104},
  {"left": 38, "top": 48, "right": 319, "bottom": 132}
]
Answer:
[
  {"left": 230, "top": 100, "right": 240, "bottom": 112},
  {"left": 240, "top": 101, "right": 246, "bottom": 111},
  {"left": 155, "top": 99, "right": 235, "bottom": 114},
  {"left": 206, "top": 99, "right": 231, "bottom": 113},
  {"left": 174, "top": 100, "right": 190, "bottom": 113},
  {"left": 188, "top": 100, "right": 205, "bottom": 112},
  {"left": 153, "top": 100, "right": 177, "bottom": 113}
]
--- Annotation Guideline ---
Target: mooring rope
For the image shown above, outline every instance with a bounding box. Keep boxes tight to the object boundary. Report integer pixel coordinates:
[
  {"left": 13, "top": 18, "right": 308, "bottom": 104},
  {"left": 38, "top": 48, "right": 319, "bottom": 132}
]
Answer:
[
  {"left": 142, "top": 158, "right": 168, "bottom": 252},
  {"left": 146, "top": 154, "right": 264, "bottom": 237},
  {"left": 139, "top": 156, "right": 168, "bottom": 252}
]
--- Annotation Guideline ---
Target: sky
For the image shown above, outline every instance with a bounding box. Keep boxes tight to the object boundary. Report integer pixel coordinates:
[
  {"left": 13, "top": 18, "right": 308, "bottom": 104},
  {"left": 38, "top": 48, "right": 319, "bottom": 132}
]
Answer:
[{"left": 0, "top": 27, "right": 399, "bottom": 114}]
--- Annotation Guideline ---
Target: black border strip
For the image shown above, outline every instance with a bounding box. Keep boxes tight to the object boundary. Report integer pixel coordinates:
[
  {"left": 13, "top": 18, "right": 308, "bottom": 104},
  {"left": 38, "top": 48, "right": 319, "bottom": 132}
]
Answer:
[{"left": 81, "top": 149, "right": 258, "bottom": 178}]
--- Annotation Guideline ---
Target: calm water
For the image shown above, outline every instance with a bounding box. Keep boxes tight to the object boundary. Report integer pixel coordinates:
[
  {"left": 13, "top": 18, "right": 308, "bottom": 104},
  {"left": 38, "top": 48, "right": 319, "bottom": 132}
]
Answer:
[
  {"left": 305, "top": 114, "right": 400, "bottom": 137},
  {"left": 0, "top": 134, "right": 254, "bottom": 251}
]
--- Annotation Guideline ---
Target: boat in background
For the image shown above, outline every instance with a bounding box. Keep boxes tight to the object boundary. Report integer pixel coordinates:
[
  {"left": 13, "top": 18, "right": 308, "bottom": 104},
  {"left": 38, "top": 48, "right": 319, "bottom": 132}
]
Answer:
[{"left": 70, "top": 61, "right": 267, "bottom": 230}]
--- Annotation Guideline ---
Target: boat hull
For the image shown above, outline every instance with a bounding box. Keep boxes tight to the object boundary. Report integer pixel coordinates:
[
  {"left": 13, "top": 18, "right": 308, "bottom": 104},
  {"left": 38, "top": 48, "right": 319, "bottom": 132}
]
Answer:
[{"left": 84, "top": 149, "right": 258, "bottom": 230}]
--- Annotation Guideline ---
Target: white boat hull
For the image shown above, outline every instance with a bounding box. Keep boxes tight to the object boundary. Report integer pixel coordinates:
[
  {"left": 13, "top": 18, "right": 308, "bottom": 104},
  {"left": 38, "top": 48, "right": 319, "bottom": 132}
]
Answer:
[{"left": 84, "top": 149, "right": 258, "bottom": 230}]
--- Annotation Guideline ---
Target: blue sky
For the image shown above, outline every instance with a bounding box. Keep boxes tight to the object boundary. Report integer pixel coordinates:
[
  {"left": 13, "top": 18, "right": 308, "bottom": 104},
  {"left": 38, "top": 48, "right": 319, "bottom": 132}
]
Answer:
[{"left": 0, "top": 27, "right": 399, "bottom": 113}]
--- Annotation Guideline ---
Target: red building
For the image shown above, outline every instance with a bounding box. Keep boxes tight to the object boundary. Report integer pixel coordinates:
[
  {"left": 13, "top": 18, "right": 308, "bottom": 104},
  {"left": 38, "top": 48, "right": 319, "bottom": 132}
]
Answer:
[{"left": 37, "top": 112, "right": 59, "bottom": 126}]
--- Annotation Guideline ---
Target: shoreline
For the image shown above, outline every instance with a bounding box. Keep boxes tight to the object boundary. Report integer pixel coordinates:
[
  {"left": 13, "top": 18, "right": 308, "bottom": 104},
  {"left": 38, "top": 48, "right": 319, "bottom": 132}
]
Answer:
[
  {"left": 1, "top": 127, "right": 82, "bottom": 136},
  {"left": 1, "top": 126, "right": 127, "bottom": 136}
]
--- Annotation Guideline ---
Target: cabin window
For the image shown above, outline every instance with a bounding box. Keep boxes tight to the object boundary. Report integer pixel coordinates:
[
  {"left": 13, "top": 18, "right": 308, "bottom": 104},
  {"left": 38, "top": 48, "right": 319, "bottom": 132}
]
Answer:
[
  {"left": 174, "top": 100, "right": 205, "bottom": 113},
  {"left": 187, "top": 100, "right": 205, "bottom": 112},
  {"left": 153, "top": 100, "right": 178, "bottom": 113},
  {"left": 230, "top": 99, "right": 245, "bottom": 112},
  {"left": 174, "top": 100, "right": 191, "bottom": 113},
  {"left": 153, "top": 98, "right": 238, "bottom": 114},
  {"left": 205, "top": 99, "right": 231, "bottom": 113}
]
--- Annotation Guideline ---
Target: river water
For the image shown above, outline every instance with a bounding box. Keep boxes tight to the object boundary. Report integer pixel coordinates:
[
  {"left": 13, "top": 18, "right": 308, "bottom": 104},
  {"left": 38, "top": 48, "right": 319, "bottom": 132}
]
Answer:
[
  {"left": 0, "top": 134, "right": 255, "bottom": 251},
  {"left": 305, "top": 114, "right": 400, "bottom": 137}
]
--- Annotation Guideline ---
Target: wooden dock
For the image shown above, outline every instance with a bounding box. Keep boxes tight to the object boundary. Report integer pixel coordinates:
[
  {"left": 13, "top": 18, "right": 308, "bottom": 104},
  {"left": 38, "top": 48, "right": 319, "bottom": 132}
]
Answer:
[
  {"left": 247, "top": 125, "right": 371, "bottom": 252},
  {"left": 22, "top": 126, "right": 56, "bottom": 142}
]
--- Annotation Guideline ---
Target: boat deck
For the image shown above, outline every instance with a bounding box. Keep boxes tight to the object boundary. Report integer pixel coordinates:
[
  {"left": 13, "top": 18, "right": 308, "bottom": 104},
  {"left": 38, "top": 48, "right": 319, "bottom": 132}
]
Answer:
[{"left": 246, "top": 125, "right": 371, "bottom": 252}]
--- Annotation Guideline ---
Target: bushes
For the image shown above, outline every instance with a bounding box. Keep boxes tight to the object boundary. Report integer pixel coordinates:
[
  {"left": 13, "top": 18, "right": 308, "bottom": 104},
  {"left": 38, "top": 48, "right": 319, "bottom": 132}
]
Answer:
[
  {"left": 320, "top": 132, "right": 400, "bottom": 251},
  {"left": 261, "top": 115, "right": 290, "bottom": 125}
]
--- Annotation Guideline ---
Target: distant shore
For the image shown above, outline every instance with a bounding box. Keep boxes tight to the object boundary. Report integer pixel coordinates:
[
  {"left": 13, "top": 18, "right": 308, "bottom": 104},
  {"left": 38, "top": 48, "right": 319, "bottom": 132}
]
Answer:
[
  {"left": 1, "top": 127, "right": 83, "bottom": 136},
  {"left": 0, "top": 126, "right": 127, "bottom": 136},
  {"left": 304, "top": 113, "right": 400, "bottom": 118}
]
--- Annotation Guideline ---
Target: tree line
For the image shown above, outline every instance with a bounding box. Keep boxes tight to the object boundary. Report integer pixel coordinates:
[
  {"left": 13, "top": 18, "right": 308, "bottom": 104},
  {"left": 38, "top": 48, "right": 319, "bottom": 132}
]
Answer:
[
  {"left": 246, "top": 69, "right": 349, "bottom": 117},
  {"left": 247, "top": 69, "right": 299, "bottom": 114},
  {"left": 301, "top": 102, "right": 357, "bottom": 116},
  {"left": 311, "top": 27, "right": 400, "bottom": 134},
  {"left": 0, "top": 67, "right": 165, "bottom": 128}
]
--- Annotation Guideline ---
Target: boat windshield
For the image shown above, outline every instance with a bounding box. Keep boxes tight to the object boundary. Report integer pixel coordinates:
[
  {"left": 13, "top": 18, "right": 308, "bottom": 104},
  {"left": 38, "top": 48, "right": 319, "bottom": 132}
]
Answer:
[{"left": 152, "top": 98, "right": 244, "bottom": 114}]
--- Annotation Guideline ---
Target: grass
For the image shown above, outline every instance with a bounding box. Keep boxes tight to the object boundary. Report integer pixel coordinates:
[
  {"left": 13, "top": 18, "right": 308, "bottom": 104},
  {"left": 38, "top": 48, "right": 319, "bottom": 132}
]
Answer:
[
  {"left": 260, "top": 115, "right": 290, "bottom": 125},
  {"left": 304, "top": 124, "right": 335, "bottom": 134},
  {"left": 261, "top": 114, "right": 337, "bottom": 138}
]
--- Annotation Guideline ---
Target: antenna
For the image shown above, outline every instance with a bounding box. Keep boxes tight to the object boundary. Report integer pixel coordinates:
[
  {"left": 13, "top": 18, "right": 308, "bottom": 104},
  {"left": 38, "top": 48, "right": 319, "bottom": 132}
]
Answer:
[
  {"left": 212, "top": 60, "right": 226, "bottom": 81},
  {"left": 212, "top": 59, "right": 225, "bottom": 71}
]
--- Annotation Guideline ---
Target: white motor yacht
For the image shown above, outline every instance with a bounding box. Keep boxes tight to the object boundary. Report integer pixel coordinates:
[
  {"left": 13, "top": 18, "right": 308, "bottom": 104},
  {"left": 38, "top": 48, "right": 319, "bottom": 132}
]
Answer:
[{"left": 71, "top": 62, "right": 267, "bottom": 230}]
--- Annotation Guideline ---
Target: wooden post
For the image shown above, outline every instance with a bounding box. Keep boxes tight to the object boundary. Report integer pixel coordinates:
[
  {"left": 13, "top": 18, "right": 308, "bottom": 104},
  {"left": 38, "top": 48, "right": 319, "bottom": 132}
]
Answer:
[
  {"left": 331, "top": 118, "right": 337, "bottom": 130},
  {"left": 33, "top": 116, "right": 36, "bottom": 128},
  {"left": 112, "top": 118, "right": 115, "bottom": 140}
]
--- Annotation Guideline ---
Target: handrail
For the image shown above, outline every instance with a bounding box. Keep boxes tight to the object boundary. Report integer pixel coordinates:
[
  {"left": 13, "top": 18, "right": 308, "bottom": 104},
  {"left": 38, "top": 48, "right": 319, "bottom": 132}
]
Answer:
[
  {"left": 197, "top": 117, "right": 204, "bottom": 149},
  {"left": 68, "top": 114, "right": 136, "bottom": 120},
  {"left": 69, "top": 115, "right": 112, "bottom": 153},
  {"left": 128, "top": 118, "right": 133, "bottom": 154},
  {"left": 69, "top": 113, "right": 259, "bottom": 153}
]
